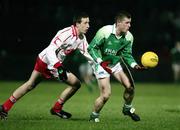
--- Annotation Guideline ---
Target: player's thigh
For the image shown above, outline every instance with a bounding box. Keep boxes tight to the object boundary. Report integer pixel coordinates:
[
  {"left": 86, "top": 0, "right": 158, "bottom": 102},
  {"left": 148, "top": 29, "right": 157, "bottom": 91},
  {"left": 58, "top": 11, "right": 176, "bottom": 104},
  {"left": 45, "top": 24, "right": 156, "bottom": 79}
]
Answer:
[
  {"left": 113, "top": 71, "right": 131, "bottom": 87},
  {"left": 65, "top": 72, "right": 80, "bottom": 86},
  {"left": 92, "top": 63, "right": 110, "bottom": 79},
  {"left": 97, "top": 77, "right": 111, "bottom": 94}
]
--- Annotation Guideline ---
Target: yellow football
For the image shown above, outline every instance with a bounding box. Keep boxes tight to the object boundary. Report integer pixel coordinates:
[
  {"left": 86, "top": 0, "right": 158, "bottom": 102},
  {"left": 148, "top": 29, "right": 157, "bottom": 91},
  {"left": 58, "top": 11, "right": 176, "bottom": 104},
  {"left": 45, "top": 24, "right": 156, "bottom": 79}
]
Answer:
[{"left": 141, "top": 51, "right": 159, "bottom": 68}]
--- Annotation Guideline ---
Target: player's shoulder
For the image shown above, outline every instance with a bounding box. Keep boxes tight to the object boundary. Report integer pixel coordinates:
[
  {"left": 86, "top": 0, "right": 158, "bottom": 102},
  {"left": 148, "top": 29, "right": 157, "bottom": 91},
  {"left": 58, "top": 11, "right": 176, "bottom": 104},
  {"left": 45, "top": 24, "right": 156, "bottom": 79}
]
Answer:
[
  {"left": 125, "top": 31, "right": 133, "bottom": 41},
  {"left": 99, "top": 25, "right": 113, "bottom": 32},
  {"left": 58, "top": 25, "right": 78, "bottom": 38},
  {"left": 97, "top": 25, "right": 113, "bottom": 37},
  {"left": 60, "top": 26, "right": 72, "bottom": 33},
  {"left": 56, "top": 26, "right": 72, "bottom": 36}
]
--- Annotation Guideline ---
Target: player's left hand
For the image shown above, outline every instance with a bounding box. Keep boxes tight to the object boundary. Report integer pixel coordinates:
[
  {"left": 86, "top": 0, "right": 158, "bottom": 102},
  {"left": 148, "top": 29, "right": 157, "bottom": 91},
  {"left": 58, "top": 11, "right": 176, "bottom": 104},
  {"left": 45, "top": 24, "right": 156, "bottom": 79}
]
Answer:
[
  {"left": 134, "top": 64, "right": 147, "bottom": 70},
  {"left": 57, "top": 65, "right": 68, "bottom": 81}
]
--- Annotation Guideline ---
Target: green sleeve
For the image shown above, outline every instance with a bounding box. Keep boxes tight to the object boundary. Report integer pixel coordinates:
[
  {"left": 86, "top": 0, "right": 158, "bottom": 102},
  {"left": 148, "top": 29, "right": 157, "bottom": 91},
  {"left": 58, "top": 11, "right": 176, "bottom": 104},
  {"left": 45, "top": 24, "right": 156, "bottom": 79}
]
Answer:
[
  {"left": 87, "top": 28, "right": 105, "bottom": 62},
  {"left": 121, "top": 33, "right": 137, "bottom": 66}
]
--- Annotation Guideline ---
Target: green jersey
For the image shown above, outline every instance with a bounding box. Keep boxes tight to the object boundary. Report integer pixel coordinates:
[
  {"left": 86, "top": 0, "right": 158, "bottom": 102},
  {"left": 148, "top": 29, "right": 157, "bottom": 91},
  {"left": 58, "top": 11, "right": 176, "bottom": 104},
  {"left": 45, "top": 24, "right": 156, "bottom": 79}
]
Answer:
[{"left": 88, "top": 24, "right": 137, "bottom": 67}]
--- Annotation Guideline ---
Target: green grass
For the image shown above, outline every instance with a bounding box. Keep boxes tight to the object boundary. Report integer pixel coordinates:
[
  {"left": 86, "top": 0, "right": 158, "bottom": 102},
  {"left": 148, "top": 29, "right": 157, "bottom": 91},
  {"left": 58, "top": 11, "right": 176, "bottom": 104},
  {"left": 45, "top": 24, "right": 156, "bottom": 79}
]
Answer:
[{"left": 0, "top": 81, "right": 180, "bottom": 130}]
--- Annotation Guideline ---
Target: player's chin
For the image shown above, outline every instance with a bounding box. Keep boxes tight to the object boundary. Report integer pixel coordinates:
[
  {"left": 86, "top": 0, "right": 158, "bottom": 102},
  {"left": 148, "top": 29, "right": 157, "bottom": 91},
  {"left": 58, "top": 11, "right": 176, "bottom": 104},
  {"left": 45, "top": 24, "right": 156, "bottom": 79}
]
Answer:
[
  {"left": 125, "top": 29, "right": 129, "bottom": 32},
  {"left": 82, "top": 30, "right": 87, "bottom": 34},
  {"left": 84, "top": 29, "right": 88, "bottom": 33}
]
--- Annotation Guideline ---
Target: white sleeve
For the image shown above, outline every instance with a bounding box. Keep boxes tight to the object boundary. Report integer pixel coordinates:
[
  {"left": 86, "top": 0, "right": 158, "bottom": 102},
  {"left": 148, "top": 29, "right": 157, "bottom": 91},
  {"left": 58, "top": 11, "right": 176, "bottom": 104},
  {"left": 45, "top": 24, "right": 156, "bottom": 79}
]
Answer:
[
  {"left": 46, "top": 30, "right": 71, "bottom": 68},
  {"left": 46, "top": 44, "right": 61, "bottom": 68},
  {"left": 78, "top": 38, "right": 94, "bottom": 62}
]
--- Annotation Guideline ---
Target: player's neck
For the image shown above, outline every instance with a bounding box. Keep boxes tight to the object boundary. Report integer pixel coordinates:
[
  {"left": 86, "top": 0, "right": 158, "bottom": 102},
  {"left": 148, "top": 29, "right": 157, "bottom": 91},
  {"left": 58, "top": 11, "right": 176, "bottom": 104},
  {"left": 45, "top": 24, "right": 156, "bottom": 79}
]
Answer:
[
  {"left": 116, "top": 31, "right": 123, "bottom": 37},
  {"left": 75, "top": 27, "right": 84, "bottom": 39},
  {"left": 74, "top": 26, "right": 80, "bottom": 37}
]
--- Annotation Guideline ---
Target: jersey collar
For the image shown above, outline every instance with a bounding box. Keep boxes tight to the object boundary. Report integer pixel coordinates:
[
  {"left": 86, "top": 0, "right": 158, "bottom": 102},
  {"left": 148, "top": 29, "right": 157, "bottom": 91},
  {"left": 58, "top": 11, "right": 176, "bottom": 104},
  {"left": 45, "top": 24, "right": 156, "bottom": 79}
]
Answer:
[
  {"left": 112, "top": 24, "right": 122, "bottom": 39},
  {"left": 71, "top": 25, "right": 78, "bottom": 39},
  {"left": 112, "top": 24, "right": 116, "bottom": 35},
  {"left": 112, "top": 23, "right": 125, "bottom": 39}
]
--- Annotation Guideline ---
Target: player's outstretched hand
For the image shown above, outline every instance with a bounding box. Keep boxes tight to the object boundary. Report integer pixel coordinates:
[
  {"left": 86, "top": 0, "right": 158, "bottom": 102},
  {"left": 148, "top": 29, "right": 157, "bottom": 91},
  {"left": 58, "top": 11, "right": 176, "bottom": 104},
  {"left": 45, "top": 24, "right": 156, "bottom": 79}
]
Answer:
[
  {"left": 100, "top": 61, "right": 112, "bottom": 74},
  {"left": 57, "top": 65, "right": 68, "bottom": 81},
  {"left": 134, "top": 64, "right": 147, "bottom": 71}
]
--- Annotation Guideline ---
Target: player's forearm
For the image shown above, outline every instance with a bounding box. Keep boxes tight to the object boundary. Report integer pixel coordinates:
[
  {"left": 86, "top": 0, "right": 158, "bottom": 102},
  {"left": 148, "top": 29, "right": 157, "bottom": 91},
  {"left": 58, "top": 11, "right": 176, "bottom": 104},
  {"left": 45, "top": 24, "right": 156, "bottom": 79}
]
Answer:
[
  {"left": 88, "top": 48, "right": 102, "bottom": 63},
  {"left": 122, "top": 55, "right": 137, "bottom": 68}
]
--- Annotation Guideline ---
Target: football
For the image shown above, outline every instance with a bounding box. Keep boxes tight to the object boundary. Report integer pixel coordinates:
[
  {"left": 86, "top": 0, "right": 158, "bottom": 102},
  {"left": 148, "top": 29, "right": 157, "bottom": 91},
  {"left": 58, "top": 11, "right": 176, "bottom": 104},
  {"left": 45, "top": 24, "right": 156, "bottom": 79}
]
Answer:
[{"left": 141, "top": 51, "right": 159, "bottom": 68}]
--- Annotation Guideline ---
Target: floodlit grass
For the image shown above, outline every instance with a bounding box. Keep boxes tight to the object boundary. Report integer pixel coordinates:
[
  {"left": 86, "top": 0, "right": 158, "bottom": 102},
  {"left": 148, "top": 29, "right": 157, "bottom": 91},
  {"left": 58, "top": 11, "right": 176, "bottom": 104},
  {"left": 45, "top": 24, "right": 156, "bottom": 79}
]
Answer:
[{"left": 0, "top": 81, "right": 180, "bottom": 130}]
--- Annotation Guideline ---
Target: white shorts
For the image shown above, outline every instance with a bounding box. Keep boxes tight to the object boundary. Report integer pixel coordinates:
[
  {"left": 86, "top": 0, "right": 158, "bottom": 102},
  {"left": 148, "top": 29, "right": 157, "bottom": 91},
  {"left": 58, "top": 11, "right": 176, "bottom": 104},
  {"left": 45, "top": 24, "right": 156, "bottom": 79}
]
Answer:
[{"left": 93, "top": 62, "right": 123, "bottom": 79}]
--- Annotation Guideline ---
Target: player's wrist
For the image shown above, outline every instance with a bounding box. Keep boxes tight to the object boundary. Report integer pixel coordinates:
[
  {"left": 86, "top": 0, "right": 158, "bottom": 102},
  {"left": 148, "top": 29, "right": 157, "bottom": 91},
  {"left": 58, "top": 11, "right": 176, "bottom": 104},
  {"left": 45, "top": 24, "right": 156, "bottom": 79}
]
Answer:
[
  {"left": 54, "top": 62, "right": 63, "bottom": 68},
  {"left": 131, "top": 62, "right": 137, "bottom": 68},
  {"left": 96, "top": 58, "right": 103, "bottom": 64}
]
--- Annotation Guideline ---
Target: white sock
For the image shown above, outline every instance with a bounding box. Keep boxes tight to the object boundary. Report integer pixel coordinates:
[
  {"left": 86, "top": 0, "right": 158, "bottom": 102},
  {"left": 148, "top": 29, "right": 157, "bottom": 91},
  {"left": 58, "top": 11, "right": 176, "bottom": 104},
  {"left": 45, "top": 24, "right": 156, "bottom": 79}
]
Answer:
[
  {"left": 124, "top": 104, "right": 132, "bottom": 108},
  {"left": 92, "top": 112, "right": 99, "bottom": 116}
]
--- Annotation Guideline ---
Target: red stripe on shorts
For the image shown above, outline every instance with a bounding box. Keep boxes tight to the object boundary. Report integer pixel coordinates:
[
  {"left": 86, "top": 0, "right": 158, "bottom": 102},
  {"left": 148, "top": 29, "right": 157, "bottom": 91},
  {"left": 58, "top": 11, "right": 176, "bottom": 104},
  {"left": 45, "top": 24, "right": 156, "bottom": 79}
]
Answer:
[{"left": 34, "top": 57, "right": 52, "bottom": 79}]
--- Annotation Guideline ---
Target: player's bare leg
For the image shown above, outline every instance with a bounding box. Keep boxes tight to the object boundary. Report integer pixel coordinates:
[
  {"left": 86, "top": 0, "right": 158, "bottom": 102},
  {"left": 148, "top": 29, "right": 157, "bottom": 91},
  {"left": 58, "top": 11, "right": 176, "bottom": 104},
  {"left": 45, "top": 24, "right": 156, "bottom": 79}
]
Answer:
[
  {"left": 89, "top": 77, "right": 111, "bottom": 122},
  {"left": 0, "top": 70, "right": 42, "bottom": 120},
  {"left": 13, "top": 70, "right": 42, "bottom": 99},
  {"left": 114, "top": 71, "right": 140, "bottom": 121},
  {"left": 50, "top": 72, "right": 81, "bottom": 119},
  {"left": 60, "top": 73, "right": 81, "bottom": 101}
]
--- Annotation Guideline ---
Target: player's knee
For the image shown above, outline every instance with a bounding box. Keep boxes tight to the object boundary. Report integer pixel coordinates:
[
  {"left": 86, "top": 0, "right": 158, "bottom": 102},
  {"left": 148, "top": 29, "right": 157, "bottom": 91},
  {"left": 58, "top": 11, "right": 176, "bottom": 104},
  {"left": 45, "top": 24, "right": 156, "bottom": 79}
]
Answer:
[
  {"left": 102, "top": 92, "right": 111, "bottom": 102},
  {"left": 26, "top": 81, "right": 37, "bottom": 91},
  {"left": 74, "top": 80, "right": 81, "bottom": 89},
  {"left": 126, "top": 86, "right": 134, "bottom": 94}
]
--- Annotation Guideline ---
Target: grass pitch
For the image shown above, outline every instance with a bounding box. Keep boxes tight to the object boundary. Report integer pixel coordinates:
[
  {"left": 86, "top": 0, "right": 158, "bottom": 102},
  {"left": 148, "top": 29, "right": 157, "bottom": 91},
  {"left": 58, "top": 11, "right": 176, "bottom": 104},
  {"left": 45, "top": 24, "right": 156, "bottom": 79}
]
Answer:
[{"left": 0, "top": 81, "right": 180, "bottom": 130}]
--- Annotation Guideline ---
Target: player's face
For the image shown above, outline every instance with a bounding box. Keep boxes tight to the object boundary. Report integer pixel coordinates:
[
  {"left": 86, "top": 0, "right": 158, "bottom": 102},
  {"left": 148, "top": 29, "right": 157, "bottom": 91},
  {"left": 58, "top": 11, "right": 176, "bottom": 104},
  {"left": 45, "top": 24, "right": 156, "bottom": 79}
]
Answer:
[
  {"left": 116, "top": 17, "right": 131, "bottom": 34},
  {"left": 77, "top": 17, "right": 90, "bottom": 34}
]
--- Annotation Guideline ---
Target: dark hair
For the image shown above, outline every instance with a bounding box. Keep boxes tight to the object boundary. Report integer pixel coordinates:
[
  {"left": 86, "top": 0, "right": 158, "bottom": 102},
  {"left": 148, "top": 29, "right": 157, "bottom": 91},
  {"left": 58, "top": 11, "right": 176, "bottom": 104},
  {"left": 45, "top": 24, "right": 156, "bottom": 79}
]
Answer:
[
  {"left": 73, "top": 12, "right": 89, "bottom": 25},
  {"left": 115, "top": 11, "right": 131, "bottom": 22}
]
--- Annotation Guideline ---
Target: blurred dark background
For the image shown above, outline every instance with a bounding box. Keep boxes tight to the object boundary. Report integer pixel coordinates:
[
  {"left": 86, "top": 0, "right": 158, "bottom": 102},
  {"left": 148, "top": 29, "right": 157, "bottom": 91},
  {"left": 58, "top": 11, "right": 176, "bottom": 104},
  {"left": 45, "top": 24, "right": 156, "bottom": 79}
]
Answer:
[{"left": 0, "top": 0, "right": 180, "bottom": 82}]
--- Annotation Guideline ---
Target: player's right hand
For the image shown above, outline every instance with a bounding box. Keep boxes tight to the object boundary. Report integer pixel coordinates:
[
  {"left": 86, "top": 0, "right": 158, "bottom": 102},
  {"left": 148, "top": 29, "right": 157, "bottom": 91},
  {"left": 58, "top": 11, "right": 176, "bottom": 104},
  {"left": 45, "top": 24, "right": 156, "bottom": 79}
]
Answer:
[
  {"left": 134, "top": 64, "right": 147, "bottom": 71},
  {"left": 100, "top": 61, "right": 112, "bottom": 74},
  {"left": 57, "top": 65, "right": 68, "bottom": 81}
]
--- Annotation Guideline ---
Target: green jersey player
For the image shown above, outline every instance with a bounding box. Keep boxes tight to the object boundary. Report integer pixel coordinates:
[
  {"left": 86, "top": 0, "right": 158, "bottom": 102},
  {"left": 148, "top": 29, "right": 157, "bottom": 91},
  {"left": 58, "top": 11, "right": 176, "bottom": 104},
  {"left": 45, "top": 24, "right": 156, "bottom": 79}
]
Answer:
[{"left": 88, "top": 11, "right": 145, "bottom": 122}]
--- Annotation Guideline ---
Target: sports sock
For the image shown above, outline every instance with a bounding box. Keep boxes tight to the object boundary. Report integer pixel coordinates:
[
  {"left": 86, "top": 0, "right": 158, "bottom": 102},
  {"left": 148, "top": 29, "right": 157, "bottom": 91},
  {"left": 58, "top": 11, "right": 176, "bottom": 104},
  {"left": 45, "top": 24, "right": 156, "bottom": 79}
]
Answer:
[
  {"left": 3, "top": 95, "right": 17, "bottom": 112},
  {"left": 124, "top": 104, "right": 132, "bottom": 109},
  {"left": 92, "top": 112, "right": 100, "bottom": 117},
  {"left": 52, "top": 98, "right": 64, "bottom": 113}
]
